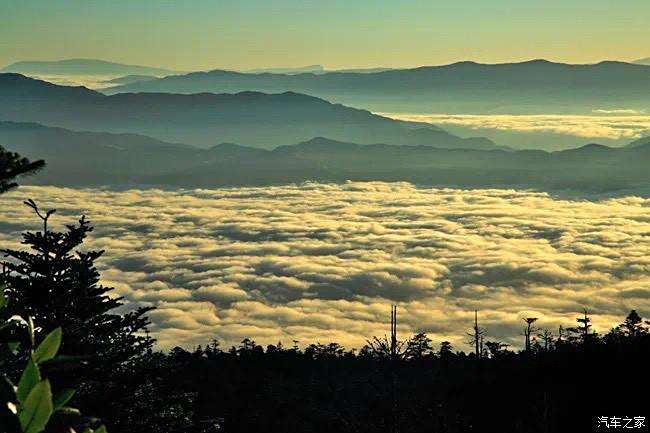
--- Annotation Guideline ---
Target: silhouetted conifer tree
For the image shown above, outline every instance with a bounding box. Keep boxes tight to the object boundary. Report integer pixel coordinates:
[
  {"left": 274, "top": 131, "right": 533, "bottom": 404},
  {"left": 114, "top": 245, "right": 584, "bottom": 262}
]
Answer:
[
  {"left": 1, "top": 200, "right": 159, "bottom": 432},
  {"left": 604, "top": 310, "right": 649, "bottom": 344},
  {"left": 1, "top": 200, "right": 154, "bottom": 369},
  {"left": 438, "top": 341, "right": 454, "bottom": 358},
  {"left": 618, "top": 310, "right": 648, "bottom": 338},
  {"left": 567, "top": 310, "right": 598, "bottom": 345},
  {"left": 0, "top": 146, "right": 45, "bottom": 193},
  {"left": 404, "top": 333, "right": 433, "bottom": 360}
]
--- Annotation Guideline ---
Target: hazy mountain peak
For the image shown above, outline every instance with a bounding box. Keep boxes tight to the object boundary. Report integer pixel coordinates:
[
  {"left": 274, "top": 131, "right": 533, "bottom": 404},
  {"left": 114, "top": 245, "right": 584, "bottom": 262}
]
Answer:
[
  {"left": 1, "top": 58, "right": 176, "bottom": 76},
  {"left": 297, "top": 137, "right": 359, "bottom": 148},
  {"left": 245, "top": 65, "right": 325, "bottom": 74},
  {"left": 575, "top": 143, "right": 613, "bottom": 151},
  {"left": 102, "top": 74, "right": 157, "bottom": 85},
  {"left": 556, "top": 143, "right": 614, "bottom": 156}
]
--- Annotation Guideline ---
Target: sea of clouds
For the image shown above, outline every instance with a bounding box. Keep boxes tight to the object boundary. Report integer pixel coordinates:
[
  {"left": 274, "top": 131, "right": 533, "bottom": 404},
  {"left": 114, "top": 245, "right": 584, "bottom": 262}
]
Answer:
[
  {"left": 383, "top": 112, "right": 650, "bottom": 141},
  {"left": 1, "top": 183, "right": 648, "bottom": 351}
]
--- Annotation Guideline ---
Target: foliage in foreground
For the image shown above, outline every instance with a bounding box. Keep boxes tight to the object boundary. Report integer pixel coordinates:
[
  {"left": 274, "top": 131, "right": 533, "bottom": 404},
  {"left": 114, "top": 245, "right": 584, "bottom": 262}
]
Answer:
[{"left": 0, "top": 289, "right": 107, "bottom": 433}]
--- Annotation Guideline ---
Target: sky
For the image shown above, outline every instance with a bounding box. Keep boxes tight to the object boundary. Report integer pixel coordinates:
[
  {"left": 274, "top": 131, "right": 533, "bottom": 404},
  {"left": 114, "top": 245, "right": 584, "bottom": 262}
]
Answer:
[{"left": 1, "top": 0, "right": 649, "bottom": 71}]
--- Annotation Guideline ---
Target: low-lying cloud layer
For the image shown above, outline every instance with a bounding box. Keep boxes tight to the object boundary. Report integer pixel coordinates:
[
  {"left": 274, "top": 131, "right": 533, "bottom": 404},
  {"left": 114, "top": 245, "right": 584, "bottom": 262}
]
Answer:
[
  {"left": 383, "top": 113, "right": 650, "bottom": 140},
  {"left": 1, "top": 183, "right": 648, "bottom": 351},
  {"left": 27, "top": 74, "right": 121, "bottom": 89}
]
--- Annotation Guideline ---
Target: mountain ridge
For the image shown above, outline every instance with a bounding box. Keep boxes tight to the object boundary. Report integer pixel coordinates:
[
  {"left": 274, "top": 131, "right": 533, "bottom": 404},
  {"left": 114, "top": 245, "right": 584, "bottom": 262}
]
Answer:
[
  {"left": 0, "top": 73, "right": 496, "bottom": 150},
  {"left": 105, "top": 60, "right": 650, "bottom": 114},
  {"left": 2, "top": 121, "right": 648, "bottom": 193},
  {"left": 1, "top": 58, "right": 177, "bottom": 76}
]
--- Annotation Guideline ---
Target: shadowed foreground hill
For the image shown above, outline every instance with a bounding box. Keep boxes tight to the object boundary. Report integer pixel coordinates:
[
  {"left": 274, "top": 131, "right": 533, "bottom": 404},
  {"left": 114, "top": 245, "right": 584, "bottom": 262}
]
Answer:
[
  {"left": 0, "top": 121, "right": 202, "bottom": 184},
  {"left": 0, "top": 122, "right": 328, "bottom": 185},
  {"left": 2, "top": 122, "right": 649, "bottom": 193},
  {"left": 0, "top": 73, "right": 494, "bottom": 150},
  {"left": 106, "top": 60, "right": 650, "bottom": 113}
]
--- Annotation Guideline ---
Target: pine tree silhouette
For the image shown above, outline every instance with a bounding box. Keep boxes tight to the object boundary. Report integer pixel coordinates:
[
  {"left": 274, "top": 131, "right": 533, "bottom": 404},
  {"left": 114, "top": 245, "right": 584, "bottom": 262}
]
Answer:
[
  {"left": 0, "top": 146, "right": 45, "bottom": 193},
  {"left": 567, "top": 310, "right": 597, "bottom": 345},
  {"left": 1, "top": 200, "right": 154, "bottom": 374}
]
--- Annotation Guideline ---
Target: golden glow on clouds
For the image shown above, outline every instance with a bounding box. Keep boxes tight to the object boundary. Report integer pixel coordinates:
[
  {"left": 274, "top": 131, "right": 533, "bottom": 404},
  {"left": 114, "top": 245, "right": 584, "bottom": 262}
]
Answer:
[
  {"left": 382, "top": 113, "right": 650, "bottom": 140},
  {"left": 1, "top": 183, "right": 648, "bottom": 350},
  {"left": 25, "top": 74, "right": 122, "bottom": 89}
]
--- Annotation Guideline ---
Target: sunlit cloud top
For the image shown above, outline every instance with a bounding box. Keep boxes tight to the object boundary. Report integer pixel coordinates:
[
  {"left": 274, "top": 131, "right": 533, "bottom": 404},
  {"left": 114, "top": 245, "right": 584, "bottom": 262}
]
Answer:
[
  {"left": 1, "top": 183, "right": 648, "bottom": 350},
  {"left": 382, "top": 113, "right": 650, "bottom": 140}
]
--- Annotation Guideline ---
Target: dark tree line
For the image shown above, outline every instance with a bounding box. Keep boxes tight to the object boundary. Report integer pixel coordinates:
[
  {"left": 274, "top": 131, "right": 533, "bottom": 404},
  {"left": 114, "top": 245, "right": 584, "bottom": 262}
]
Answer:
[{"left": 1, "top": 159, "right": 649, "bottom": 433}]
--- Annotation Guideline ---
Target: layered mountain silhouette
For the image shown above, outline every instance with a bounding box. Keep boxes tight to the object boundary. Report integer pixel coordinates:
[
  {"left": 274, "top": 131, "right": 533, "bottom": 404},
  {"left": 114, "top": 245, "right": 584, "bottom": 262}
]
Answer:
[
  {"left": 633, "top": 57, "right": 650, "bottom": 66},
  {"left": 0, "top": 122, "right": 335, "bottom": 185},
  {"left": 1, "top": 58, "right": 176, "bottom": 76},
  {"left": 105, "top": 60, "right": 650, "bottom": 113},
  {"left": 242, "top": 65, "right": 394, "bottom": 74},
  {"left": 244, "top": 65, "right": 326, "bottom": 74},
  {"left": 0, "top": 73, "right": 496, "bottom": 150},
  {"left": 0, "top": 121, "right": 198, "bottom": 184},
  {"left": 627, "top": 136, "right": 650, "bottom": 148},
  {"left": 3, "top": 121, "right": 648, "bottom": 193},
  {"left": 102, "top": 75, "right": 157, "bottom": 86}
]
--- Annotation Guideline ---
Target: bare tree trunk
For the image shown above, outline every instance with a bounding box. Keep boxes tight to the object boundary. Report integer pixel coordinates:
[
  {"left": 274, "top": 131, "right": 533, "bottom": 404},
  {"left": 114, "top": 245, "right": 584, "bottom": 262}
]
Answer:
[
  {"left": 390, "top": 305, "right": 398, "bottom": 433},
  {"left": 474, "top": 310, "right": 480, "bottom": 359}
]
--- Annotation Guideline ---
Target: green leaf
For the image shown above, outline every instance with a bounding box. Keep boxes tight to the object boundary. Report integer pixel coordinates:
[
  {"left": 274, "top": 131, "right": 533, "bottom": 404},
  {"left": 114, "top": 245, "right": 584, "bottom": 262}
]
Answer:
[
  {"left": 0, "top": 290, "right": 6, "bottom": 309},
  {"left": 17, "top": 359, "right": 41, "bottom": 403},
  {"left": 55, "top": 406, "right": 81, "bottom": 416},
  {"left": 27, "top": 316, "right": 35, "bottom": 347},
  {"left": 8, "top": 341, "right": 20, "bottom": 352},
  {"left": 18, "top": 379, "right": 53, "bottom": 433},
  {"left": 95, "top": 425, "right": 108, "bottom": 433},
  {"left": 53, "top": 388, "right": 76, "bottom": 411},
  {"left": 33, "top": 327, "right": 62, "bottom": 364}
]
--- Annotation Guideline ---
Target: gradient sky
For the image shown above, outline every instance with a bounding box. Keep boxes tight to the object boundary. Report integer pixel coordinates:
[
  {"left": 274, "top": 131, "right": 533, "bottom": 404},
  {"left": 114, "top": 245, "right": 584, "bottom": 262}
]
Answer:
[{"left": 1, "top": 0, "right": 649, "bottom": 71}]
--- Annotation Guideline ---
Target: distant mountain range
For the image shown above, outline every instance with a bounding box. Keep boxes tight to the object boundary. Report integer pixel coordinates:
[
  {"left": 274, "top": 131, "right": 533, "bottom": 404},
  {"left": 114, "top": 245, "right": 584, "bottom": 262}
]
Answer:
[
  {"left": 2, "top": 121, "right": 648, "bottom": 193},
  {"left": 633, "top": 57, "right": 650, "bottom": 66},
  {"left": 244, "top": 65, "right": 326, "bottom": 74},
  {"left": 242, "top": 65, "right": 394, "bottom": 75},
  {"left": 1, "top": 58, "right": 177, "bottom": 77},
  {"left": 0, "top": 73, "right": 496, "bottom": 150},
  {"left": 104, "top": 60, "right": 650, "bottom": 114},
  {"left": 102, "top": 74, "right": 157, "bottom": 85}
]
